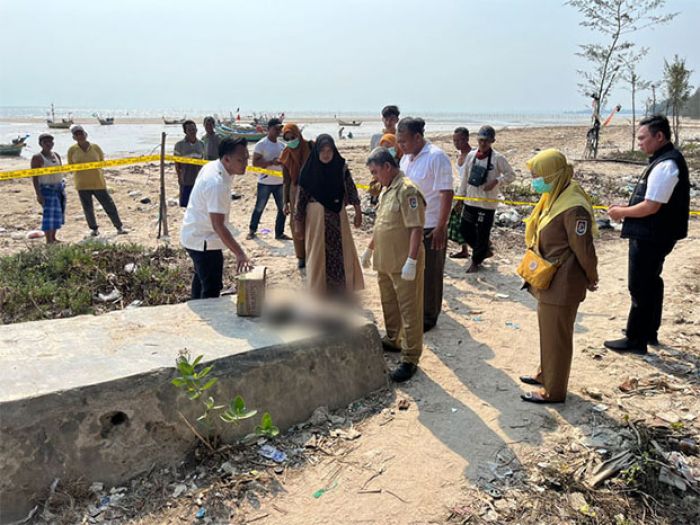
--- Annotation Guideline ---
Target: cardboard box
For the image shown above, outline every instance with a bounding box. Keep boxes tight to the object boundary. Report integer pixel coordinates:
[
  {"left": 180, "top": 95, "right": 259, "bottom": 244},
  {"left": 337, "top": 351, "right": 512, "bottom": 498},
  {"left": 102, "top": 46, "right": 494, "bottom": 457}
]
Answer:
[{"left": 236, "top": 266, "right": 266, "bottom": 317}]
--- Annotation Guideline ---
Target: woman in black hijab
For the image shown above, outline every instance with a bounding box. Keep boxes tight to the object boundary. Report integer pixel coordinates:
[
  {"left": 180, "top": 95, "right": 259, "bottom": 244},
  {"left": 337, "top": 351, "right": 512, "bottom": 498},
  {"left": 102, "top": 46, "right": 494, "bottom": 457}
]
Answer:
[{"left": 294, "top": 134, "right": 364, "bottom": 296}]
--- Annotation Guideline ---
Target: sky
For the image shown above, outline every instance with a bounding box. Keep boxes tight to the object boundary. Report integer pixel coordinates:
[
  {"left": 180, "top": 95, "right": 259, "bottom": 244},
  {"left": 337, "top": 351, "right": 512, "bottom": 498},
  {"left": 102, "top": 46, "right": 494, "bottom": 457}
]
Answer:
[{"left": 0, "top": 0, "right": 698, "bottom": 114}]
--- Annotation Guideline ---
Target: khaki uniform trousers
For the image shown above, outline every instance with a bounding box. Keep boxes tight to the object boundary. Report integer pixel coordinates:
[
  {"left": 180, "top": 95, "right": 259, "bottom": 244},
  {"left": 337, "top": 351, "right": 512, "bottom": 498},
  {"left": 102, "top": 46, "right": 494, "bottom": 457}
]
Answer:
[
  {"left": 535, "top": 302, "right": 579, "bottom": 402},
  {"left": 377, "top": 253, "right": 425, "bottom": 365}
]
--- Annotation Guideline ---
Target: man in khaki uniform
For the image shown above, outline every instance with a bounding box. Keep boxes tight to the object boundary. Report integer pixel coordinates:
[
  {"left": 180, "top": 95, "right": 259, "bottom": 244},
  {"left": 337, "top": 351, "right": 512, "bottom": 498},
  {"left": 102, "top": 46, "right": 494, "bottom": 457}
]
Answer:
[{"left": 361, "top": 148, "right": 426, "bottom": 382}]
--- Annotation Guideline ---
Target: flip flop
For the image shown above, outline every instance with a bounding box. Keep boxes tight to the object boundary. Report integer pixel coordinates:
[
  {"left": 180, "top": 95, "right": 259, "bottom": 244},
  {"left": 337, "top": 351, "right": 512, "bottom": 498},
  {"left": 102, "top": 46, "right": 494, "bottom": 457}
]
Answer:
[
  {"left": 519, "top": 375, "right": 543, "bottom": 386},
  {"left": 520, "top": 392, "right": 563, "bottom": 404},
  {"left": 449, "top": 251, "right": 469, "bottom": 259}
]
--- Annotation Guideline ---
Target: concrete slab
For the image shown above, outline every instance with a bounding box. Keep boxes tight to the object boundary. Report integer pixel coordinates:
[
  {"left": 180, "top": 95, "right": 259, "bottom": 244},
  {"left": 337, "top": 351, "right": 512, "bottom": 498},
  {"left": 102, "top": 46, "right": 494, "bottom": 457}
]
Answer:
[{"left": 0, "top": 297, "right": 385, "bottom": 523}]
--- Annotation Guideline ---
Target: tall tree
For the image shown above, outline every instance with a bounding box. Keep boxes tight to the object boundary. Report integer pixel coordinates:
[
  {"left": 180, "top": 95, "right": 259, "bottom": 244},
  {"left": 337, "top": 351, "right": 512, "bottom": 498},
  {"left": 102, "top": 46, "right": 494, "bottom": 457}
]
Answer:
[
  {"left": 567, "top": 0, "right": 677, "bottom": 109},
  {"left": 663, "top": 55, "right": 694, "bottom": 146},
  {"left": 622, "top": 58, "right": 651, "bottom": 151}
]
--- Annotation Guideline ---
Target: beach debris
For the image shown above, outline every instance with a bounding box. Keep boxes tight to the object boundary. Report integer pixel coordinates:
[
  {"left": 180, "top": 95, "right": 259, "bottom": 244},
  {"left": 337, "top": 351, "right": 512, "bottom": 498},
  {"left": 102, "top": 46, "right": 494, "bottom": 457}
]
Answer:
[
  {"left": 495, "top": 293, "right": 510, "bottom": 299},
  {"left": 505, "top": 321, "right": 520, "bottom": 330},
  {"left": 10, "top": 231, "right": 25, "bottom": 240},
  {"left": 583, "top": 387, "right": 603, "bottom": 400},
  {"left": 259, "top": 445, "right": 287, "bottom": 463},
  {"left": 128, "top": 190, "right": 142, "bottom": 198},
  {"left": 397, "top": 399, "right": 410, "bottom": 411},
  {"left": 592, "top": 403, "right": 609, "bottom": 413},
  {"left": 97, "top": 288, "right": 122, "bottom": 303},
  {"left": 126, "top": 300, "right": 143, "bottom": 309},
  {"left": 586, "top": 450, "right": 635, "bottom": 488},
  {"left": 307, "top": 406, "right": 329, "bottom": 426},
  {"left": 618, "top": 377, "right": 639, "bottom": 393},
  {"left": 596, "top": 218, "right": 614, "bottom": 230},
  {"left": 471, "top": 316, "right": 484, "bottom": 322},
  {"left": 26, "top": 230, "right": 44, "bottom": 240},
  {"left": 171, "top": 483, "right": 187, "bottom": 498},
  {"left": 124, "top": 262, "right": 137, "bottom": 273},
  {"left": 313, "top": 480, "right": 338, "bottom": 499},
  {"left": 167, "top": 198, "right": 178, "bottom": 207},
  {"left": 331, "top": 427, "right": 361, "bottom": 440},
  {"left": 195, "top": 507, "right": 206, "bottom": 519},
  {"left": 139, "top": 197, "right": 152, "bottom": 204},
  {"left": 497, "top": 209, "right": 521, "bottom": 226}
]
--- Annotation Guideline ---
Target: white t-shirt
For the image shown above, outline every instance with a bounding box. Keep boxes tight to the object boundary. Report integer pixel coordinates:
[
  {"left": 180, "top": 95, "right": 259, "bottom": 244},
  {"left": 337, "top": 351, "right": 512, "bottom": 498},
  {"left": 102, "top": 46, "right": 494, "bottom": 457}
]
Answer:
[
  {"left": 645, "top": 159, "right": 679, "bottom": 204},
  {"left": 253, "top": 137, "right": 284, "bottom": 186},
  {"left": 180, "top": 160, "right": 234, "bottom": 251},
  {"left": 399, "top": 142, "right": 453, "bottom": 228}
]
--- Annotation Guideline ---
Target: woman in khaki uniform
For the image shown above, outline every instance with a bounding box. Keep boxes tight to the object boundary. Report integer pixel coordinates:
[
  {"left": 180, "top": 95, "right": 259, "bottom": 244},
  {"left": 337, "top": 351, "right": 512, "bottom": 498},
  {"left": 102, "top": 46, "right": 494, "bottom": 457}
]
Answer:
[{"left": 520, "top": 149, "right": 598, "bottom": 403}]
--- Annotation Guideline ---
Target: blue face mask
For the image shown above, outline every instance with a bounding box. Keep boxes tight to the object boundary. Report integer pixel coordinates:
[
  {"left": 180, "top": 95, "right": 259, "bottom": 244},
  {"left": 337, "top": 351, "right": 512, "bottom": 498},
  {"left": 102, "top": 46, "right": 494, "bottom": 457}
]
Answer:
[
  {"left": 531, "top": 177, "right": 552, "bottom": 194},
  {"left": 286, "top": 138, "right": 300, "bottom": 149},
  {"left": 388, "top": 147, "right": 397, "bottom": 158}
]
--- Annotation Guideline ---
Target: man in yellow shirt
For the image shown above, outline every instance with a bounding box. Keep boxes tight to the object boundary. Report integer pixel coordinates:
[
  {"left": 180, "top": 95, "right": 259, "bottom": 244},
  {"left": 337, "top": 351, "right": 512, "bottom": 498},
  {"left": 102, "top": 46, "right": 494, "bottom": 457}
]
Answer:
[{"left": 67, "top": 125, "right": 127, "bottom": 236}]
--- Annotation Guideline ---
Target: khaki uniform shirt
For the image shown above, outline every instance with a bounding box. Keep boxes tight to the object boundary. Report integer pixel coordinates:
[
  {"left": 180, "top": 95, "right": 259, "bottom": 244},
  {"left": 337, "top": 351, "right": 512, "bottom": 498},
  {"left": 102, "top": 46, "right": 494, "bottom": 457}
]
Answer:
[
  {"left": 373, "top": 172, "right": 426, "bottom": 274},
  {"left": 530, "top": 206, "right": 598, "bottom": 306}
]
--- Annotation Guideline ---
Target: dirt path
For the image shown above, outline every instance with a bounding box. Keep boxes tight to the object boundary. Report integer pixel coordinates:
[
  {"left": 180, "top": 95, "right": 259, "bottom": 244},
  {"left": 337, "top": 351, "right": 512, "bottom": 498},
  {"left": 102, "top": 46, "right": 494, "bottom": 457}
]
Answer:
[{"left": 253, "top": 224, "right": 699, "bottom": 525}]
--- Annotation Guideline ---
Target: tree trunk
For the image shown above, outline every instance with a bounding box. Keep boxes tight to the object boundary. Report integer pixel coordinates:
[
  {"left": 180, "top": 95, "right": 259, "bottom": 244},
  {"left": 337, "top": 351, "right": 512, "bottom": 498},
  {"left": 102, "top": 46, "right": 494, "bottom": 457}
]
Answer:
[{"left": 631, "top": 79, "right": 636, "bottom": 151}]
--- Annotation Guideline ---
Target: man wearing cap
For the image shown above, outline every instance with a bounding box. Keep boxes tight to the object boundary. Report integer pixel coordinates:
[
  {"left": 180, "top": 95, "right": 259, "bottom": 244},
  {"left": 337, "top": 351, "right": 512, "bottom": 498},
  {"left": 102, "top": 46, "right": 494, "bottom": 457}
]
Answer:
[
  {"left": 456, "top": 125, "right": 516, "bottom": 273},
  {"left": 31, "top": 133, "right": 66, "bottom": 243},
  {"left": 174, "top": 120, "right": 206, "bottom": 207},
  {"left": 246, "top": 118, "right": 289, "bottom": 240},
  {"left": 67, "top": 125, "right": 127, "bottom": 236}
]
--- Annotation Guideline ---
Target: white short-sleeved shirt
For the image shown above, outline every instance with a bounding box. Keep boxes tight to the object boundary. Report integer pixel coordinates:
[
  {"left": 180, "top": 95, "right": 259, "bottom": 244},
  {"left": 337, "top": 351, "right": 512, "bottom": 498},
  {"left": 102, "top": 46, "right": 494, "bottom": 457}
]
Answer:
[
  {"left": 253, "top": 137, "right": 284, "bottom": 186},
  {"left": 399, "top": 142, "right": 453, "bottom": 228},
  {"left": 180, "top": 160, "right": 234, "bottom": 251},
  {"left": 645, "top": 159, "right": 679, "bottom": 204},
  {"left": 457, "top": 149, "right": 517, "bottom": 210}
]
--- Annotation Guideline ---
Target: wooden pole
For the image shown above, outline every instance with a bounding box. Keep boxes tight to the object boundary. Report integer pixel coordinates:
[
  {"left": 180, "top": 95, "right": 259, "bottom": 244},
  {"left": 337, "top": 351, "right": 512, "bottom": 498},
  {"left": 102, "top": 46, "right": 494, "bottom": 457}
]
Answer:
[{"left": 158, "top": 132, "right": 169, "bottom": 239}]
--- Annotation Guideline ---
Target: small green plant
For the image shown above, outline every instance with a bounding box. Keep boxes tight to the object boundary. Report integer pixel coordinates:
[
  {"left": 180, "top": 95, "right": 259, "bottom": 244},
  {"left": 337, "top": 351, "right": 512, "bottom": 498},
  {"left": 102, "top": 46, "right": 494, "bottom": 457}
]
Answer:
[
  {"left": 172, "top": 354, "right": 218, "bottom": 400},
  {"left": 256, "top": 412, "right": 280, "bottom": 438},
  {"left": 171, "top": 353, "right": 276, "bottom": 450},
  {"left": 220, "top": 395, "right": 258, "bottom": 423},
  {"left": 670, "top": 421, "right": 685, "bottom": 431}
]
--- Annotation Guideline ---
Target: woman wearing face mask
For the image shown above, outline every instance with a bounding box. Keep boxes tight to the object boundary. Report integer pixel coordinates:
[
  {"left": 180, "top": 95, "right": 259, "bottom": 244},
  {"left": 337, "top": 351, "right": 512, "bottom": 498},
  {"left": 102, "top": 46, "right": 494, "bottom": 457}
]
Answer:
[
  {"left": 519, "top": 149, "right": 598, "bottom": 404},
  {"left": 368, "top": 134, "right": 403, "bottom": 202},
  {"left": 294, "top": 134, "right": 364, "bottom": 297},
  {"left": 279, "top": 123, "right": 313, "bottom": 269}
]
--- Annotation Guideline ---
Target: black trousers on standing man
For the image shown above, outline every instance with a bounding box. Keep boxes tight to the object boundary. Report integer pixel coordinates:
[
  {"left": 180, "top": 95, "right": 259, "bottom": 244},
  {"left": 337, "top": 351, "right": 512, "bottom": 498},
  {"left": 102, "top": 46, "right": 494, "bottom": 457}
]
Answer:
[{"left": 625, "top": 238, "right": 676, "bottom": 343}]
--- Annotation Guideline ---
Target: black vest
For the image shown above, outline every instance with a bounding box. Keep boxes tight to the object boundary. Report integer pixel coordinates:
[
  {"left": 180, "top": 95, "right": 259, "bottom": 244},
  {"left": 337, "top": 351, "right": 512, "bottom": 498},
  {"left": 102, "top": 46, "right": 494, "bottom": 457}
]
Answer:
[{"left": 621, "top": 143, "right": 690, "bottom": 241}]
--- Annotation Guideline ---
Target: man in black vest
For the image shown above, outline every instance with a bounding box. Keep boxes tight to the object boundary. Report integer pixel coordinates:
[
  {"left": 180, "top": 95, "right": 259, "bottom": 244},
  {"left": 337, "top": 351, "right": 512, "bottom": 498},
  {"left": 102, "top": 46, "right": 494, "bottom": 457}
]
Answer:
[{"left": 604, "top": 115, "right": 690, "bottom": 354}]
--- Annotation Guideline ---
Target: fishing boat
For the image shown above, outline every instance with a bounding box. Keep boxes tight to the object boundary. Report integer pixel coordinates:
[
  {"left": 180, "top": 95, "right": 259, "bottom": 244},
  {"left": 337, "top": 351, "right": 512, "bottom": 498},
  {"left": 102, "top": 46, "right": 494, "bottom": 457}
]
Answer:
[
  {"left": 215, "top": 124, "right": 266, "bottom": 143},
  {"left": 47, "top": 104, "right": 73, "bottom": 129},
  {"left": 0, "top": 135, "right": 28, "bottom": 156},
  {"left": 94, "top": 113, "right": 114, "bottom": 125},
  {"left": 337, "top": 119, "right": 362, "bottom": 126},
  {"left": 163, "top": 116, "right": 187, "bottom": 125}
]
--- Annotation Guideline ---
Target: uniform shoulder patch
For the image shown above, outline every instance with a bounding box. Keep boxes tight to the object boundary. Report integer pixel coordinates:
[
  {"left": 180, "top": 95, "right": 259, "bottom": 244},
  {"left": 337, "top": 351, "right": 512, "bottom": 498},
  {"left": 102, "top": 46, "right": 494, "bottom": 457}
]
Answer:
[
  {"left": 408, "top": 195, "right": 418, "bottom": 209},
  {"left": 575, "top": 219, "right": 588, "bottom": 236}
]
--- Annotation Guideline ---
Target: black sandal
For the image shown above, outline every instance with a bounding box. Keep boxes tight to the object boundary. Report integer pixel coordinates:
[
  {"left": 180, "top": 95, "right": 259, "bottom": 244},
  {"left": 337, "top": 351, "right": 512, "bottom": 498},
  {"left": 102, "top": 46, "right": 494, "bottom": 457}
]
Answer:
[
  {"left": 519, "top": 375, "right": 542, "bottom": 386},
  {"left": 520, "top": 392, "right": 563, "bottom": 404}
]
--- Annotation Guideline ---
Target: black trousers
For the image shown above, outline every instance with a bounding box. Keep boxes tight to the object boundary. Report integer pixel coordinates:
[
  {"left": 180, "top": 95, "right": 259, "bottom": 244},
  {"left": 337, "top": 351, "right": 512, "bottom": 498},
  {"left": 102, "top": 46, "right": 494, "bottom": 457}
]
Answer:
[
  {"left": 422, "top": 228, "right": 447, "bottom": 329},
  {"left": 186, "top": 246, "right": 224, "bottom": 300},
  {"left": 626, "top": 238, "right": 676, "bottom": 342},
  {"left": 460, "top": 205, "right": 495, "bottom": 265},
  {"left": 78, "top": 189, "right": 123, "bottom": 231}
]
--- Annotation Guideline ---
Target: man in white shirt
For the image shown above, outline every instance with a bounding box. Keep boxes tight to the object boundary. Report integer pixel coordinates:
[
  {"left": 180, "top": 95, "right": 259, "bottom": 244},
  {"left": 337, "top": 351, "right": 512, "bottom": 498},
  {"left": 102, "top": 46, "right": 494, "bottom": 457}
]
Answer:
[
  {"left": 456, "top": 125, "right": 516, "bottom": 273},
  {"left": 397, "top": 117, "right": 454, "bottom": 332},
  {"left": 247, "top": 118, "right": 290, "bottom": 240},
  {"left": 605, "top": 115, "right": 690, "bottom": 354},
  {"left": 180, "top": 137, "right": 252, "bottom": 299},
  {"left": 449, "top": 127, "right": 472, "bottom": 259}
]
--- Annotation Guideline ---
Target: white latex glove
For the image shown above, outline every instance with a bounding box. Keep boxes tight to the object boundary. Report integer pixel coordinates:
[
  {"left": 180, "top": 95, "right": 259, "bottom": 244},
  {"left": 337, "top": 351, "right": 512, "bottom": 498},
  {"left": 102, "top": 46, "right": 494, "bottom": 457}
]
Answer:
[
  {"left": 401, "top": 257, "right": 417, "bottom": 281},
  {"left": 361, "top": 248, "right": 373, "bottom": 269}
]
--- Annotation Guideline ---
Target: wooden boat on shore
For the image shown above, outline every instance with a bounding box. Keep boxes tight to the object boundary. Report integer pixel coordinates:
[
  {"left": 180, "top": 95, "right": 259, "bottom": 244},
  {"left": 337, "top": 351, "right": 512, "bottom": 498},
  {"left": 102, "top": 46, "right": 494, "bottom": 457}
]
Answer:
[
  {"left": 47, "top": 104, "right": 73, "bottom": 129},
  {"left": 337, "top": 119, "right": 362, "bottom": 126},
  {"left": 215, "top": 124, "right": 266, "bottom": 143},
  {"left": 163, "top": 117, "right": 187, "bottom": 125},
  {"left": 94, "top": 113, "right": 114, "bottom": 125},
  {"left": 0, "top": 135, "right": 28, "bottom": 156}
]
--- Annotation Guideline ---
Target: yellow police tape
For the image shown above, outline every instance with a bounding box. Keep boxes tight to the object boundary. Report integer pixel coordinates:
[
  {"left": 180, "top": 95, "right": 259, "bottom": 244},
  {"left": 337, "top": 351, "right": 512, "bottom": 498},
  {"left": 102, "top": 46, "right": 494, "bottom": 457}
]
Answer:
[{"left": 1, "top": 155, "right": 699, "bottom": 216}]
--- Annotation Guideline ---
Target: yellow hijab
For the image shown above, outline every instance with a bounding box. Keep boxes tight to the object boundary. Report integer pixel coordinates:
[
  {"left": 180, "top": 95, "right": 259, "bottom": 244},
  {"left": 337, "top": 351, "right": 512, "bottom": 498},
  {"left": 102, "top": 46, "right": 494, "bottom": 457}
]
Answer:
[{"left": 524, "top": 148, "right": 597, "bottom": 248}]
